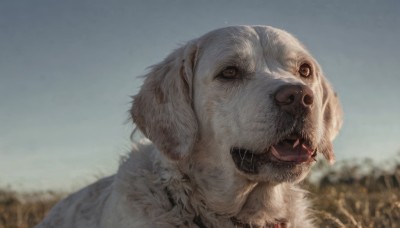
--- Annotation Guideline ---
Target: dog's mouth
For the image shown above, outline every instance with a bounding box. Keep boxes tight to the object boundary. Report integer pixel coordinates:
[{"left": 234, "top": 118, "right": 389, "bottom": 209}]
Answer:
[{"left": 230, "top": 135, "right": 317, "bottom": 174}]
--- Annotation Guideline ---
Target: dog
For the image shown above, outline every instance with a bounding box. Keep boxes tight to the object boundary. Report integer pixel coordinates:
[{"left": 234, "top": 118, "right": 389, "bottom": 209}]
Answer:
[{"left": 39, "top": 25, "right": 342, "bottom": 228}]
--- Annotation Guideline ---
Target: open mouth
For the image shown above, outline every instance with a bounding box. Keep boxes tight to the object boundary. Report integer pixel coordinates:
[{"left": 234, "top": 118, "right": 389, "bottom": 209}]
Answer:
[{"left": 230, "top": 135, "right": 317, "bottom": 174}]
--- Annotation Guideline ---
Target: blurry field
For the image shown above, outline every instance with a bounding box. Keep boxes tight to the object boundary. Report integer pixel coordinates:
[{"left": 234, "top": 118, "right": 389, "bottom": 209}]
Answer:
[
  {"left": 308, "top": 158, "right": 400, "bottom": 227},
  {"left": 1, "top": 159, "right": 400, "bottom": 228},
  {"left": 0, "top": 190, "right": 60, "bottom": 228}
]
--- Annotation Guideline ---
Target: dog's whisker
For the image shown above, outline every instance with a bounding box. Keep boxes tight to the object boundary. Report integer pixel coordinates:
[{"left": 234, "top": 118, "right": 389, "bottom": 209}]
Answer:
[
  {"left": 240, "top": 150, "right": 248, "bottom": 168},
  {"left": 250, "top": 152, "right": 255, "bottom": 172}
]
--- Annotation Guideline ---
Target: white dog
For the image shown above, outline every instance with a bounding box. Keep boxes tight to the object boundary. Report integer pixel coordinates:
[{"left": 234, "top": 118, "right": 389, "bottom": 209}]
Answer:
[{"left": 39, "top": 25, "right": 342, "bottom": 228}]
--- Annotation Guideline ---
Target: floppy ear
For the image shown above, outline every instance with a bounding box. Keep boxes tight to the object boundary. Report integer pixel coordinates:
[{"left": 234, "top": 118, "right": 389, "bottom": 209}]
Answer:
[
  {"left": 319, "top": 75, "right": 343, "bottom": 164},
  {"left": 131, "top": 42, "right": 199, "bottom": 160}
]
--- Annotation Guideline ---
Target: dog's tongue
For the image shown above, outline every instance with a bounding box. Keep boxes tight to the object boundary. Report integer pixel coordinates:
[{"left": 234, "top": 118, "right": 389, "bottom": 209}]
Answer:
[{"left": 270, "top": 139, "right": 314, "bottom": 163}]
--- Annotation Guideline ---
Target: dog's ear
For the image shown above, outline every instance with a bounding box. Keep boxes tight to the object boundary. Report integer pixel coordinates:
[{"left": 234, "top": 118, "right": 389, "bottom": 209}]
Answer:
[
  {"left": 131, "top": 42, "right": 199, "bottom": 160},
  {"left": 319, "top": 75, "right": 343, "bottom": 164}
]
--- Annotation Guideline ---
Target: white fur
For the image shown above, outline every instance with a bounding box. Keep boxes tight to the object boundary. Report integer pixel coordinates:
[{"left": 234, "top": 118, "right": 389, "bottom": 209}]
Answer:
[{"left": 39, "top": 25, "right": 342, "bottom": 228}]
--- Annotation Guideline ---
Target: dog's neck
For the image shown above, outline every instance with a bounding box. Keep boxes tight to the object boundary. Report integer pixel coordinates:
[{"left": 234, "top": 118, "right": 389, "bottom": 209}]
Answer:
[
  {"left": 117, "top": 144, "right": 312, "bottom": 227},
  {"left": 232, "top": 183, "right": 291, "bottom": 226},
  {"left": 174, "top": 156, "right": 306, "bottom": 227}
]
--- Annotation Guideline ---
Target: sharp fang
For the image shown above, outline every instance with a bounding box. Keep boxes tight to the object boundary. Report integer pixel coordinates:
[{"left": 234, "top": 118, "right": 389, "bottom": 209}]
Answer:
[{"left": 292, "top": 139, "right": 300, "bottom": 148}]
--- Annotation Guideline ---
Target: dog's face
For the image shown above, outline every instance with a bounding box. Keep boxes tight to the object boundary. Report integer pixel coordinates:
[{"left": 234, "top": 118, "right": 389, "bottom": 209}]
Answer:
[{"left": 132, "top": 26, "right": 342, "bottom": 184}]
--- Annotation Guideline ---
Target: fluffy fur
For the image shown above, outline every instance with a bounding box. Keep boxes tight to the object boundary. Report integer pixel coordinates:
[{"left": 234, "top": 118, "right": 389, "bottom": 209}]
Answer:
[{"left": 39, "top": 25, "right": 342, "bottom": 228}]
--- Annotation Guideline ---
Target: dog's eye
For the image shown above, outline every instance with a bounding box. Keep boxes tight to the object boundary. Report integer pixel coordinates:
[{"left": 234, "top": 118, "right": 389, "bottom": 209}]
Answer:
[
  {"left": 218, "top": 67, "right": 239, "bottom": 79},
  {"left": 299, "top": 63, "right": 312, "bottom": 78}
]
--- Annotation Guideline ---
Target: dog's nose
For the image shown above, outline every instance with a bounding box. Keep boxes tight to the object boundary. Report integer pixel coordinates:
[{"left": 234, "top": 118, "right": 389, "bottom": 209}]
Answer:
[{"left": 274, "top": 85, "right": 314, "bottom": 115}]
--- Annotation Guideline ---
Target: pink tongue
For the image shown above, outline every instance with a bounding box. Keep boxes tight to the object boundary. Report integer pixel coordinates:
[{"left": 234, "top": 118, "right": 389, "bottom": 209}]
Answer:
[{"left": 271, "top": 140, "right": 313, "bottom": 162}]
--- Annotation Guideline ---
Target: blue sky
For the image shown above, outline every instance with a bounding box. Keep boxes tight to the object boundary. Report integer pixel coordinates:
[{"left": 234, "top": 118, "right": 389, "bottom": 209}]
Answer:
[{"left": 1, "top": 0, "right": 399, "bottom": 191}]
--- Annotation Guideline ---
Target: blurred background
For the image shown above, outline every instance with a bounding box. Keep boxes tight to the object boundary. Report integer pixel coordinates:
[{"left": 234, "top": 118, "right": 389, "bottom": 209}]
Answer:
[{"left": 1, "top": 0, "right": 399, "bottom": 192}]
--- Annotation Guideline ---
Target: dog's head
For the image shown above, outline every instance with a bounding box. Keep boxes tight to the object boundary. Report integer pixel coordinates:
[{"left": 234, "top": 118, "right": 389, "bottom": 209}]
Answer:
[{"left": 131, "top": 26, "right": 342, "bottom": 184}]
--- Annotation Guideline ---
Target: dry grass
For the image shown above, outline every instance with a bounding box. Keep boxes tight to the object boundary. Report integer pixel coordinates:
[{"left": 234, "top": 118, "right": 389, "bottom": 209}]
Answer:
[
  {"left": 2, "top": 159, "right": 400, "bottom": 227},
  {"left": 0, "top": 190, "right": 60, "bottom": 228},
  {"left": 306, "top": 157, "right": 400, "bottom": 227},
  {"left": 308, "top": 184, "right": 400, "bottom": 227}
]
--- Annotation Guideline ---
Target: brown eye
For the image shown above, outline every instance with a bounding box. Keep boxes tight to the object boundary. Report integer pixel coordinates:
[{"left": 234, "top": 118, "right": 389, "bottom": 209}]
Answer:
[
  {"left": 299, "top": 63, "right": 312, "bottom": 77},
  {"left": 219, "top": 67, "right": 239, "bottom": 79}
]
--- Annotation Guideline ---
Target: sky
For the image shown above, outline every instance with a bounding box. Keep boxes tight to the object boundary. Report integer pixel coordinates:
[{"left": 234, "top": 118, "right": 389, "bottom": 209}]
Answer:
[{"left": 1, "top": 0, "right": 399, "bottom": 191}]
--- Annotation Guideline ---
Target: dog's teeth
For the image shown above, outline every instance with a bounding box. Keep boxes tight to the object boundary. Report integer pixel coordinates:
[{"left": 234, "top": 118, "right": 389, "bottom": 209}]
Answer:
[{"left": 292, "top": 139, "right": 300, "bottom": 148}]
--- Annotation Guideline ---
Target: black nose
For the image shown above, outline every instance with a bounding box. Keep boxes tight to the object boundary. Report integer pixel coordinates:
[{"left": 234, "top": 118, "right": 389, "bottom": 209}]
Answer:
[{"left": 274, "top": 84, "right": 314, "bottom": 115}]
